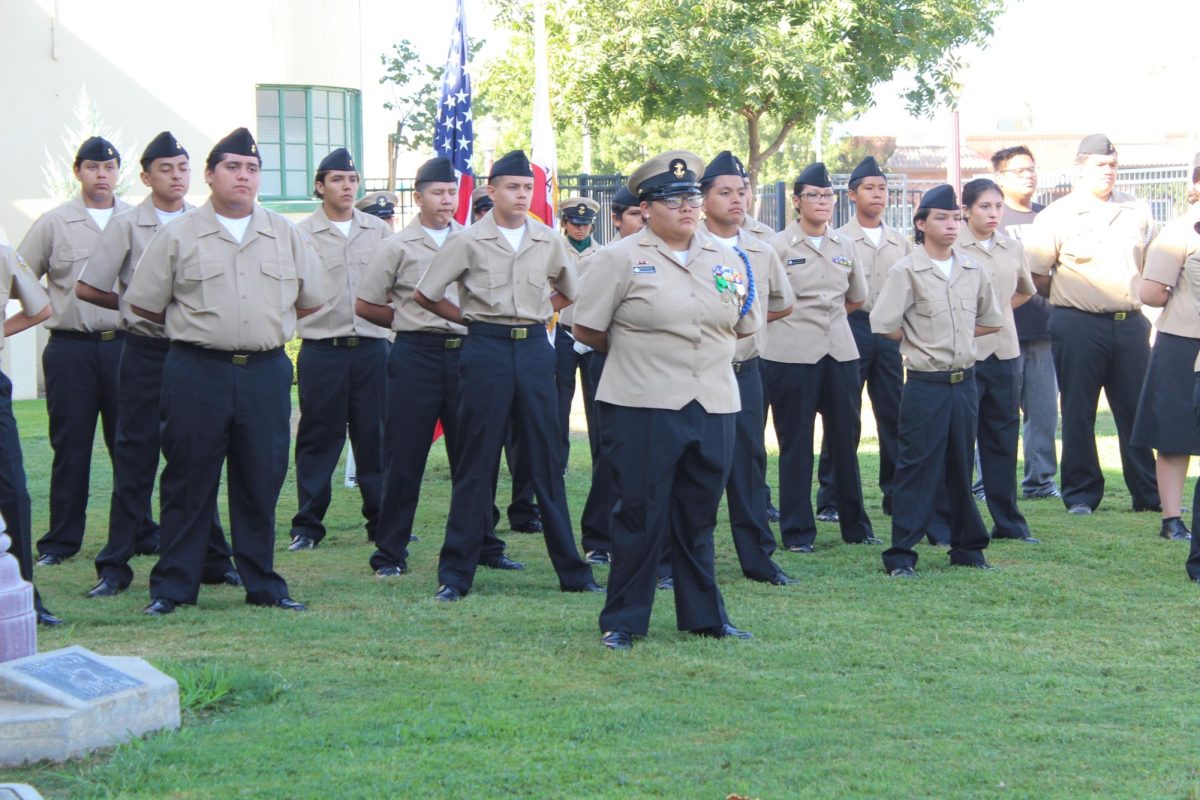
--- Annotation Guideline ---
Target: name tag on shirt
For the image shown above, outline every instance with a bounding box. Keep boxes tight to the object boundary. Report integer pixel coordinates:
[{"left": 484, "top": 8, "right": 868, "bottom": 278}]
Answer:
[
  {"left": 632, "top": 264, "right": 656, "bottom": 274},
  {"left": 787, "top": 257, "right": 806, "bottom": 266}
]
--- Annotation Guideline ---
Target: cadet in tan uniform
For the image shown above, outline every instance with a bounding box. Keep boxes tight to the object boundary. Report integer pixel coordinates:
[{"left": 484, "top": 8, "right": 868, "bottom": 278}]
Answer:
[
  {"left": 1136, "top": 153, "right": 1200, "bottom": 543},
  {"left": 19, "top": 136, "right": 132, "bottom": 565},
  {"left": 574, "top": 150, "right": 762, "bottom": 649},
  {"left": 76, "top": 131, "right": 237, "bottom": 597},
  {"left": 609, "top": 186, "right": 646, "bottom": 240},
  {"left": 470, "top": 186, "right": 493, "bottom": 223},
  {"left": 816, "top": 156, "right": 912, "bottom": 520},
  {"left": 871, "top": 185, "right": 1004, "bottom": 576},
  {"left": 554, "top": 196, "right": 601, "bottom": 475},
  {"left": 357, "top": 156, "right": 508, "bottom": 576},
  {"left": 955, "top": 178, "right": 1038, "bottom": 543},
  {"left": 0, "top": 245, "right": 61, "bottom": 625},
  {"left": 414, "top": 149, "right": 599, "bottom": 601},
  {"left": 1026, "top": 133, "right": 1160, "bottom": 515},
  {"left": 126, "top": 127, "right": 328, "bottom": 615},
  {"left": 287, "top": 148, "right": 391, "bottom": 551},
  {"left": 698, "top": 150, "right": 795, "bottom": 585},
  {"left": 764, "top": 162, "right": 876, "bottom": 553},
  {"left": 356, "top": 191, "right": 399, "bottom": 231}
]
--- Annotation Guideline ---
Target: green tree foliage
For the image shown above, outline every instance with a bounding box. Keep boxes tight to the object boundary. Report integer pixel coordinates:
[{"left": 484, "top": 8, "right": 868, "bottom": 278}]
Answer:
[
  {"left": 379, "top": 38, "right": 486, "bottom": 156},
  {"left": 485, "top": 0, "right": 1003, "bottom": 195},
  {"left": 43, "top": 86, "right": 138, "bottom": 202}
]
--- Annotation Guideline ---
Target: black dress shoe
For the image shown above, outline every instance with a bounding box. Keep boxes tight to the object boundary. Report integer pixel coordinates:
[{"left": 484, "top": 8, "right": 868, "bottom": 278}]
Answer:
[
  {"left": 953, "top": 560, "right": 994, "bottom": 570},
  {"left": 786, "top": 543, "right": 815, "bottom": 554},
  {"left": 600, "top": 630, "right": 633, "bottom": 650},
  {"left": 35, "top": 553, "right": 63, "bottom": 566},
  {"left": 888, "top": 566, "right": 917, "bottom": 578},
  {"left": 815, "top": 507, "right": 839, "bottom": 523},
  {"left": 852, "top": 536, "right": 883, "bottom": 545},
  {"left": 1067, "top": 503, "right": 1093, "bottom": 515},
  {"left": 510, "top": 520, "right": 543, "bottom": 533},
  {"left": 222, "top": 570, "right": 243, "bottom": 587},
  {"left": 766, "top": 572, "right": 800, "bottom": 586},
  {"left": 87, "top": 578, "right": 124, "bottom": 598},
  {"left": 143, "top": 597, "right": 177, "bottom": 616},
  {"left": 273, "top": 597, "right": 306, "bottom": 611},
  {"left": 375, "top": 565, "right": 407, "bottom": 577},
  {"left": 37, "top": 608, "right": 64, "bottom": 627},
  {"left": 482, "top": 555, "right": 525, "bottom": 570},
  {"left": 288, "top": 535, "right": 317, "bottom": 552},
  {"left": 766, "top": 503, "right": 781, "bottom": 523},
  {"left": 434, "top": 584, "right": 463, "bottom": 602},
  {"left": 995, "top": 533, "right": 1041, "bottom": 544},
  {"left": 693, "top": 623, "right": 753, "bottom": 640},
  {"left": 1160, "top": 517, "right": 1192, "bottom": 541},
  {"left": 656, "top": 576, "right": 674, "bottom": 591},
  {"left": 563, "top": 581, "right": 605, "bottom": 593},
  {"left": 585, "top": 550, "right": 611, "bottom": 565}
]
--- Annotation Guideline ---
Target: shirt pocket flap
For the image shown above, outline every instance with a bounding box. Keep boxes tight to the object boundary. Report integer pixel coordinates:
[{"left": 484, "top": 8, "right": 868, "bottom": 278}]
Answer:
[
  {"left": 184, "top": 260, "right": 224, "bottom": 281},
  {"left": 914, "top": 299, "right": 949, "bottom": 317},
  {"left": 260, "top": 259, "right": 297, "bottom": 280}
]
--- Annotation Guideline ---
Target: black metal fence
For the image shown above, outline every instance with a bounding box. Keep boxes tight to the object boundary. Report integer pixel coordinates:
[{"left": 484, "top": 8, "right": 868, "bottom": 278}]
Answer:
[{"left": 369, "top": 167, "right": 1192, "bottom": 237}]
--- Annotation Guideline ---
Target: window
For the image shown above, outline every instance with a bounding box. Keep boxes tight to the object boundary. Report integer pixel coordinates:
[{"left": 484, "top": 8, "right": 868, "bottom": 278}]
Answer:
[{"left": 255, "top": 85, "right": 363, "bottom": 202}]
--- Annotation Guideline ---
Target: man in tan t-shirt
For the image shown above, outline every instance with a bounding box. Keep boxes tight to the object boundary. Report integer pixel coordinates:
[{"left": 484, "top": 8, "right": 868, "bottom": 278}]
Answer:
[
  {"left": 1025, "top": 133, "right": 1159, "bottom": 515},
  {"left": 19, "top": 136, "right": 131, "bottom": 566},
  {"left": 126, "top": 127, "right": 328, "bottom": 616}
]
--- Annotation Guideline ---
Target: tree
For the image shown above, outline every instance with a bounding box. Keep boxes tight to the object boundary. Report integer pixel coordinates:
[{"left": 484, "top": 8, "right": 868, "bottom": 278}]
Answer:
[
  {"left": 379, "top": 37, "right": 487, "bottom": 158},
  {"left": 43, "top": 85, "right": 138, "bottom": 202},
  {"left": 487, "top": 0, "right": 1004, "bottom": 200}
]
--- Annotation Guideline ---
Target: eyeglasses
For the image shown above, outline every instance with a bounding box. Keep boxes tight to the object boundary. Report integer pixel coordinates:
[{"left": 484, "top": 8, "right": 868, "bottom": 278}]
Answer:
[
  {"left": 799, "top": 192, "right": 835, "bottom": 202},
  {"left": 656, "top": 194, "right": 703, "bottom": 209},
  {"left": 999, "top": 167, "right": 1037, "bottom": 176}
]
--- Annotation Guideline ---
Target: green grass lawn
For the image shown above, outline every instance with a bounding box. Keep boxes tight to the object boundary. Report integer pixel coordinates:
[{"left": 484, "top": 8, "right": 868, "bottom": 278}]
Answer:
[{"left": 4, "top": 396, "right": 1200, "bottom": 799}]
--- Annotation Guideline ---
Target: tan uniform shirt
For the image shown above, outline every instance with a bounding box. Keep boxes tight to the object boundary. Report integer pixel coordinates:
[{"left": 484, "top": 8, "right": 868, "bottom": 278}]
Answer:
[
  {"left": 698, "top": 221, "right": 791, "bottom": 361},
  {"left": 77, "top": 196, "right": 194, "bottom": 338},
  {"left": 417, "top": 212, "right": 576, "bottom": 325},
  {"left": 572, "top": 228, "right": 762, "bottom": 414},
  {"left": 358, "top": 217, "right": 467, "bottom": 334},
  {"left": 835, "top": 216, "right": 913, "bottom": 312},
  {"left": 741, "top": 214, "right": 776, "bottom": 242},
  {"left": 18, "top": 195, "right": 133, "bottom": 332},
  {"left": 0, "top": 245, "right": 51, "bottom": 352},
  {"left": 763, "top": 221, "right": 867, "bottom": 364},
  {"left": 870, "top": 248, "right": 1005, "bottom": 372},
  {"left": 1025, "top": 189, "right": 1158, "bottom": 313},
  {"left": 557, "top": 236, "right": 601, "bottom": 330},
  {"left": 295, "top": 206, "right": 391, "bottom": 340},
  {"left": 125, "top": 201, "right": 328, "bottom": 351},
  {"left": 1147, "top": 205, "right": 1200, "bottom": 341},
  {"left": 955, "top": 229, "right": 1036, "bottom": 361}
]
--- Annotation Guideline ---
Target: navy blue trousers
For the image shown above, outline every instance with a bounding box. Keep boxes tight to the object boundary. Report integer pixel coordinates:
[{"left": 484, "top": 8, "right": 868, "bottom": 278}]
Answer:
[
  {"left": 437, "top": 324, "right": 593, "bottom": 594},
  {"left": 1049, "top": 307, "right": 1158, "bottom": 512},
  {"left": 598, "top": 401, "right": 733, "bottom": 635},
  {"left": 816, "top": 311, "right": 902, "bottom": 514},
  {"left": 764, "top": 356, "right": 874, "bottom": 547},
  {"left": 94, "top": 334, "right": 232, "bottom": 588},
  {"left": 1186, "top": 377, "right": 1200, "bottom": 580},
  {"left": 492, "top": 428, "right": 539, "bottom": 530},
  {"left": 579, "top": 351, "right": 614, "bottom": 554},
  {"left": 883, "top": 371, "right": 990, "bottom": 571},
  {"left": 0, "top": 370, "right": 48, "bottom": 613},
  {"left": 553, "top": 326, "right": 594, "bottom": 473},
  {"left": 291, "top": 338, "right": 386, "bottom": 543},
  {"left": 974, "top": 356, "right": 1032, "bottom": 539},
  {"left": 725, "top": 359, "right": 781, "bottom": 580},
  {"left": 36, "top": 332, "right": 121, "bottom": 559},
  {"left": 370, "top": 333, "right": 506, "bottom": 570},
  {"left": 151, "top": 345, "right": 292, "bottom": 605}
]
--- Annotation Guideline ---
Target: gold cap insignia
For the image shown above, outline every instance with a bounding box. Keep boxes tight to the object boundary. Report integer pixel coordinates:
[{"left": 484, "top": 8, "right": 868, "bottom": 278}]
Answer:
[
  {"left": 106, "top": 147, "right": 114, "bottom": 156},
  {"left": 577, "top": 204, "right": 587, "bottom": 215},
  {"left": 670, "top": 159, "right": 686, "bottom": 179},
  {"left": 250, "top": 144, "right": 257, "bottom": 154},
  {"left": 377, "top": 196, "right": 387, "bottom": 206}
]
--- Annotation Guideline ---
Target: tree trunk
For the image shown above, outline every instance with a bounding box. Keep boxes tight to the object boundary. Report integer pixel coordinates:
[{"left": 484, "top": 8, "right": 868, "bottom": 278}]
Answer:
[{"left": 742, "top": 111, "right": 802, "bottom": 218}]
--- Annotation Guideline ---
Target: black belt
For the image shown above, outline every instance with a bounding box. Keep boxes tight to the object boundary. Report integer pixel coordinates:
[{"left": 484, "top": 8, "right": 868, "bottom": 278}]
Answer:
[
  {"left": 468, "top": 322, "right": 543, "bottom": 341},
  {"left": 394, "top": 331, "right": 465, "bottom": 350},
  {"left": 50, "top": 329, "right": 122, "bottom": 342},
  {"left": 732, "top": 357, "right": 760, "bottom": 374},
  {"left": 172, "top": 341, "right": 283, "bottom": 366},
  {"left": 907, "top": 367, "right": 974, "bottom": 384},
  {"left": 1056, "top": 307, "right": 1136, "bottom": 322},
  {"left": 124, "top": 332, "right": 170, "bottom": 351},
  {"left": 303, "top": 336, "right": 384, "bottom": 348}
]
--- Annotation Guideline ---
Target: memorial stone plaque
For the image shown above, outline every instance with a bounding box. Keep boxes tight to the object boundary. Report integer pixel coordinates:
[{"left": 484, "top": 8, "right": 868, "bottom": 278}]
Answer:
[{"left": 13, "top": 652, "right": 143, "bottom": 701}]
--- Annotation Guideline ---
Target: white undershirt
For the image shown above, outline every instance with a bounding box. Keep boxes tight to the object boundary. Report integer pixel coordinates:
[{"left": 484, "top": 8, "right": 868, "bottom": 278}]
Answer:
[
  {"left": 712, "top": 234, "right": 739, "bottom": 248},
  {"left": 862, "top": 225, "right": 883, "bottom": 247},
  {"left": 331, "top": 219, "right": 353, "bottom": 238},
  {"left": 671, "top": 250, "right": 689, "bottom": 265},
  {"left": 496, "top": 223, "right": 525, "bottom": 252},
  {"left": 423, "top": 226, "right": 450, "bottom": 247},
  {"left": 978, "top": 237, "right": 994, "bottom": 251},
  {"left": 215, "top": 213, "right": 251, "bottom": 243},
  {"left": 87, "top": 207, "right": 114, "bottom": 230},
  {"left": 931, "top": 257, "right": 953, "bottom": 278},
  {"left": 808, "top": 235, "right": 823, "bottom": 249},
  {"left": 155, "top": 207, "right": 187, "bottom": 226}
]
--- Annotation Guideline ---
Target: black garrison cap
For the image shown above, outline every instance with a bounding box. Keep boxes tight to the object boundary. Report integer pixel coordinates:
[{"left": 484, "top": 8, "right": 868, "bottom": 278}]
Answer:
[
  {"left": 849, "top": 156, "right": 886, "bottom": 186},
  {"left": 1077, "top": 133, "right": 1117, "bottom": 157},
  {"left": 210, "top": 127, "right": 259, "bottom": 160},
  {"left": 701, "top": 150, "right": 748, "bottom": 184},
  {"left": 76, "top": 136, "right": 119, "bottom": 164},
  {"left": 919, "top": 184, "right": 958, "bottom": 210},
  {"left": 140, "top": 132, "right": 186, "bottom": 168},
  {"left": 489, "top": 150, "right": 534, "bottom": 180},
  {"left": 318, "top": 147, "right": 356, "bottom": 172},
  {"left": 794, "top": 162, "right": 832, "bottom": 194},
  {"left": 415, "top": 157, "right": 457, "bottom": 185}
]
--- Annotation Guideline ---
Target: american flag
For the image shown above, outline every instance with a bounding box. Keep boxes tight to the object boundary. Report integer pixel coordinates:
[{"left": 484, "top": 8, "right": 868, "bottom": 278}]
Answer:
[{"left": 435, "top": 0, "right": 474, "bottom": 225}]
